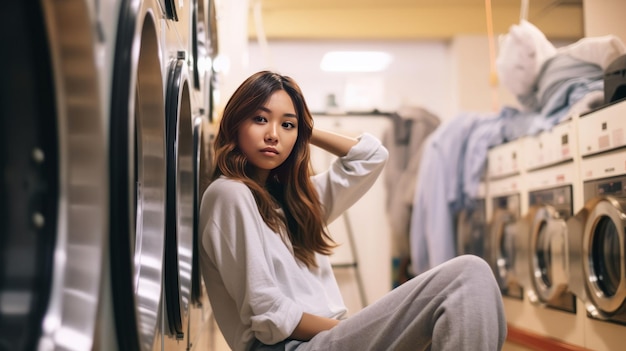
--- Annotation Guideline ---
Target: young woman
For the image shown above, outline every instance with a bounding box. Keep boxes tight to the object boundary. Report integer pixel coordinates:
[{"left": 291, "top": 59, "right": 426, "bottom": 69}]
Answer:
[{"left": 198, "top": 71, "right": 507, "bottom": 351}]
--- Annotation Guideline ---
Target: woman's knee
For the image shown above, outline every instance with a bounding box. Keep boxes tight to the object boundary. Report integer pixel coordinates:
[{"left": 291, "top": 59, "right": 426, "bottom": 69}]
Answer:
[{"left": 449, "top": 255, "right": 496, "bottom": 286}]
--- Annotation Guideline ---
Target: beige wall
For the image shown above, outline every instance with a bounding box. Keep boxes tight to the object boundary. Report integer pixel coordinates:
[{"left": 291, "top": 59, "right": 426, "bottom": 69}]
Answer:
[
  {"left": 449, "top": 35, "right": 519, "bottom": 115},
  {"left": 584, "top": 0, "right": 626, "bottom": 44}
]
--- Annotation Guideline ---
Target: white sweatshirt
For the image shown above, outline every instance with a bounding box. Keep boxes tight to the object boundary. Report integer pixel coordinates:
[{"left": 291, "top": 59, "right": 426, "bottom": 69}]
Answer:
[{"left": 198, "top": 133, "right": 388, "bottom": 351}]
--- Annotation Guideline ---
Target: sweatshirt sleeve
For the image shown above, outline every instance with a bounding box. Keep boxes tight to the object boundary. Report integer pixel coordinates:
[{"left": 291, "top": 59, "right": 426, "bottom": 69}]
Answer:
[
  {"left": 200, "top": 179, "right": 303, "bottom": 345},
  {"left": 313, "top": 132, "right": 389, "bottom": 223}
]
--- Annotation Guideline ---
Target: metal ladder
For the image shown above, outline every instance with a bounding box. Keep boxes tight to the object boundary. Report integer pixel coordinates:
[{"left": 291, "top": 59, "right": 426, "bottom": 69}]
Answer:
[{"left": 330, "top": 210, "right": 368, "bottom": 308}]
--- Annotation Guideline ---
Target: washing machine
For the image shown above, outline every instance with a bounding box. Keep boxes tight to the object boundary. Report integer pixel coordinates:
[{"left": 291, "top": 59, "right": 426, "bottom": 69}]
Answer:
[
  {"left": 456, "top": 176, "right": 488, "bottom": 260},
  {"left": 102, "top": 0, "right": 218, "bottom": 349},
  {"left": 568, "top": 100, "right": 626, "bottom": 351},
  {"left": 486, "top": 138, "right": 526, "bottom": 304},
  {"left": 1, "top": 0, "right": 110, "bottom": 349},
  {"left": 105, "top": 1, "right": 175, "bottom": 349},
  {"left": 511, "top": 118, "right": 586, "bottom": 347},
  {"left": 1, "top": 1, "right": 217, "bottom": 350}
]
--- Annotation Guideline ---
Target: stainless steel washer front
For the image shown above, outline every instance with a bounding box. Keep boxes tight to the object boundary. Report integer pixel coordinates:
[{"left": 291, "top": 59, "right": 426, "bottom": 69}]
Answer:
[
  {"left": 488, "top": 194, "right": 523, "bottom": 299},
  {"left": 191, "top": 115, "right": 214, "bottom": 306},
  {"left": 520, "top": 186, "right": 576, "bottom": 313},
  {"left": 1, "top": 2, "right": 59, "bottom": 349},
  {"left": 109, "top": 1, "right": 168, "bottom": 349},
  {"left": 2, "top": 0, "right": 110, "bottom": 349},
  {"left": 584, "top": 198, "right": 626, "bottom": 318},
  {"left": 456, "top": 198, "right": 487, "bottom": 258},
  {"left": 1, "top": 1, "right": 108, "bottom": 350},
  {"left": 164, "top": 56, "right": 194, "bottom": 341},
  {"left": 569, "top": 175, "right": 626, "bottom": 325}
]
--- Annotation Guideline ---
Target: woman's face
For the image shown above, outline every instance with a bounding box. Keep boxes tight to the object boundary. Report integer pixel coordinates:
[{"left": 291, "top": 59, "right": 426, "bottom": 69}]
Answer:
[{"left": 237, "top": 89, "right": 299, "bottom": 184}]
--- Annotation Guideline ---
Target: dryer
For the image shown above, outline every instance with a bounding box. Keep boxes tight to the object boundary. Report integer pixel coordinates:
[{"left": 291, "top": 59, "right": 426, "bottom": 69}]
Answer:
[
  {"left": 1, "top": 1, "right": 218, "bottom": 350},
  {"left": 102, "top": 0, "right": 216, "bottom": 349},
  {"left": 456, "top": 176, "right": 488, "bottom": 259},
  {"left": 486, "top": 139, "right": 526, "bottom": 303},
  {"left": 568, "top": 100, "right": 626, "bottom": 351},
  {"left": 513, "top": 118, "right": 586, "bottom": 347},
  {"left": 0, "top": 1, "right": 111, "bottom": 350}
]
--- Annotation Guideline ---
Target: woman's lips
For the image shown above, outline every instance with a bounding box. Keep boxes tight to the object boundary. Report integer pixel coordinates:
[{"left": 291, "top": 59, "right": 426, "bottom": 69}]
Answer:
[{"left": 261, "top": 147, "right": 278, "bottom": 155}]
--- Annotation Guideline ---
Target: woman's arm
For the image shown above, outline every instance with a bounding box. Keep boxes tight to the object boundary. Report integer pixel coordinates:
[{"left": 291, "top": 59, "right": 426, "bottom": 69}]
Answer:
[
  {"left": 289, "top": 312, "right": 340, "bottom": 341},
  {"left": 310, "top": 128, "right": 358, "bottom": 157}
]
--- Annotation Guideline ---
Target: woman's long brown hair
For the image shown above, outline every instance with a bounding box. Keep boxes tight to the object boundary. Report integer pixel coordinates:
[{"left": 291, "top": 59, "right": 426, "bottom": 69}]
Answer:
[{"left": 211, "top": 71, "right": 335, "bottom": 267}]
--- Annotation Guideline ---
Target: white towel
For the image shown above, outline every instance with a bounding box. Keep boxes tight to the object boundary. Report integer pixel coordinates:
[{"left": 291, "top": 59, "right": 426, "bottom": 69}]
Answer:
[
  {"left": 496, "top": 20, "right": 557, "bottom": 97},
  {"left": 558, "top": 35, "right": 626, "bottom": 71}
]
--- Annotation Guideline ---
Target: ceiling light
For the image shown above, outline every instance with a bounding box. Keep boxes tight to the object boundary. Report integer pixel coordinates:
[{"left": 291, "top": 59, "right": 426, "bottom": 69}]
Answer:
[{"left": 320, "top": 51, "right": 393, "bottom": 72}]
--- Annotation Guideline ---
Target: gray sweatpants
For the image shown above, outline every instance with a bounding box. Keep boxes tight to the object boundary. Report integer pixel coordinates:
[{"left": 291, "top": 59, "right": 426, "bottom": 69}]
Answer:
[{"left": 251, "top": 255, "right": 507, "bottom": 351}]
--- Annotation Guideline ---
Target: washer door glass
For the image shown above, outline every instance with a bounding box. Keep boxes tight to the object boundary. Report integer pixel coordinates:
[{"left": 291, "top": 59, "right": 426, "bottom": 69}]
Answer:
[
  {"left": 456, "top": 199, "right": 486, "bottom": 257},
  {"left": 583, "top": 196, "right": 626, "bottom": 317},
  {"left": 500, "top": 222, "right": 517, "bottom": 279},
  {"left": 110, "top": 7, "right": 167, "bottom": 350},
  {"left": 489, "top": 208, "right": 517, "bottom": 289},
  {"left": 536, "top": 220, "right": 552, "bottom": 288},
  {"left": 592, "top": 216, "right": 621, "bottom": 297},
  {"left": 0, "top": 2, "right": 57, "bottom": 348}
]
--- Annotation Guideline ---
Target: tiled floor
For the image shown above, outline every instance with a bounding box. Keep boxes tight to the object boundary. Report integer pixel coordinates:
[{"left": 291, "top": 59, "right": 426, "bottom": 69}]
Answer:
[{"left": 193, "top": 314, "right": 230, "bottom": 351}]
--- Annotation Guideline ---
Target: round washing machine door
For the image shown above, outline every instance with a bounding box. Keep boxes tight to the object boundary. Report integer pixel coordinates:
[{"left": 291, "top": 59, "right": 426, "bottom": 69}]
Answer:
[
  {"left": 2, "top": 1, "right": 108, "bottom": 350},
  {"left": 528, "top": 206, "right": 570, "bottom": 306},
  {"left": 582, "top": 196, "right": 626, "bottom": 318},
  {"left": 109, "top": 2, "right": 168, "bottom": 349},
  {"left": 456, "top": 200, "right": 487, "bottom": 257},
  {"left": 191, "top": 117, "right": 204, "bottom": 305},
  {"left": 191, "top": 115, "right": 214, "bottom": 304},
  {"left": 164, "top": 57, "right": 194, "bottom": 339},
  {"left": 489, "top": 208, "right": 518, "bottom": 291},
  {"left": 1, "top": 3, "right": 59, "bottom": 348}
]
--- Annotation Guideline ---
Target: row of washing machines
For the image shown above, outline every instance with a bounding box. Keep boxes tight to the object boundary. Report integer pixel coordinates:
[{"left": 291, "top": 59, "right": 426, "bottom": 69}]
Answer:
[
  {"left": 1, "top": 1, "right": 219, "bottom": 350},
  {"left": 457, "top": 100, "right": 626, "bottom": 350}
]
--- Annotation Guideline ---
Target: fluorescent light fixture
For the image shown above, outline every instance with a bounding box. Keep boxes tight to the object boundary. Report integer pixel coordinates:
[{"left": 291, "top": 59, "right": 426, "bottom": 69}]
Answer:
[{"left": 320, "top": 51, "right": 393, "bottom": 72}]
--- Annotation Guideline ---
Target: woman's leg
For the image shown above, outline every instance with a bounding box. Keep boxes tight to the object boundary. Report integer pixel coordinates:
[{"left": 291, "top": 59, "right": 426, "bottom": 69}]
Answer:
[{"left": 298, "top": 255, "right": 507, "bottom": 351}]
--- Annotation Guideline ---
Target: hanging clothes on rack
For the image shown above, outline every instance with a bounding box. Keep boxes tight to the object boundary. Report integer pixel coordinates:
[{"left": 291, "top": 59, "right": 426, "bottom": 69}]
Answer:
[
  {"left": 408, "top": 113, "right": 486, "bottom": 277},
  {"left": 381, "top": 106, "right": 440, "bottom": 287}
]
